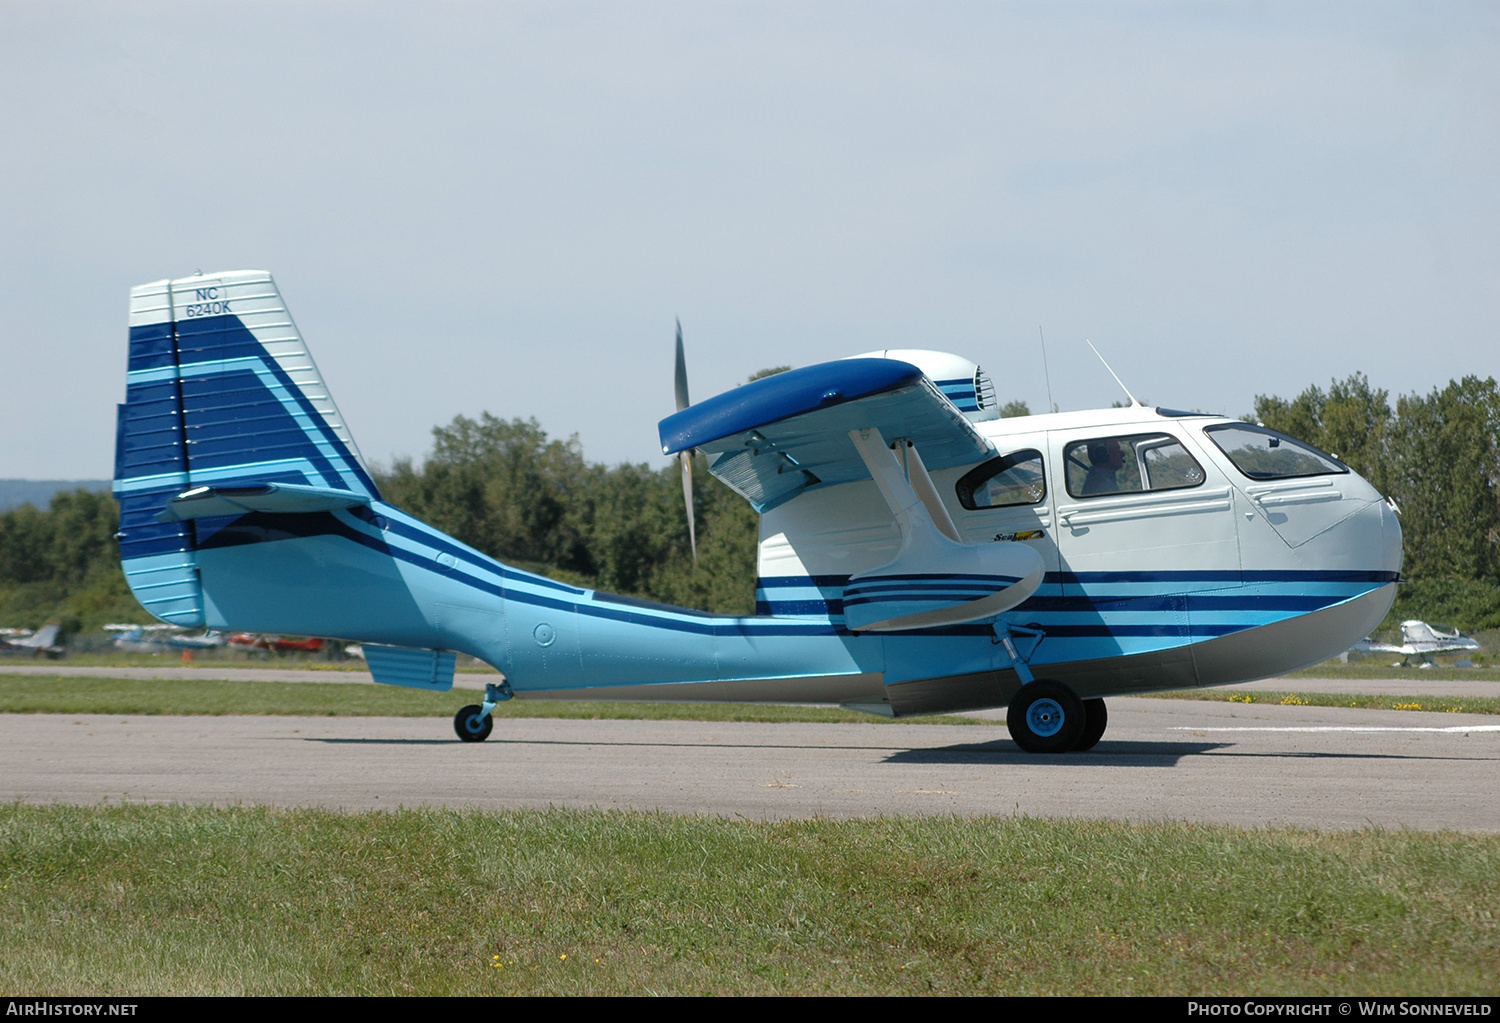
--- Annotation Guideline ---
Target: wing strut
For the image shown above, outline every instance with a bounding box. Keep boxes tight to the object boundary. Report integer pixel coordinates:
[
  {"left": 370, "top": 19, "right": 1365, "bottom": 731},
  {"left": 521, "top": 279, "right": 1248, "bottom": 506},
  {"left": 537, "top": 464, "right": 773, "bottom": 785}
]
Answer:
[
  {"left": 841, "top": 428, "right": 1044, "bottom": 632},
  {"left": 890, "top": 439, "right": 962, "bottom": 543}
]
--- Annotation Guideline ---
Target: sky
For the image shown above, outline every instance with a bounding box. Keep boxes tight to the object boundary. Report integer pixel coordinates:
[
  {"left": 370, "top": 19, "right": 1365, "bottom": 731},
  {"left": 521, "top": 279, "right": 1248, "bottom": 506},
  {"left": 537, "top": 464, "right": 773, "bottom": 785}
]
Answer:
[{"left": 1, "top": 1, "right": 1495, "bottom": 480}]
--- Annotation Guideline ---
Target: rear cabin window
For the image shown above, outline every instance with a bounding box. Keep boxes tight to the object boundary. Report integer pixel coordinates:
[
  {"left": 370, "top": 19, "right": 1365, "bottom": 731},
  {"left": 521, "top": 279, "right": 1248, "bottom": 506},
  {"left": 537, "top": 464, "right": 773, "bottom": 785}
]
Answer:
[
  {"left": 1203, "top": 423, "right": 1348, "bottom": 480},
  {"left": 956, "top": 450, "right": 1046, "bottom": 509},
  {"left": 1064, "top": 434, "right": 1206, "bottom": 499}
]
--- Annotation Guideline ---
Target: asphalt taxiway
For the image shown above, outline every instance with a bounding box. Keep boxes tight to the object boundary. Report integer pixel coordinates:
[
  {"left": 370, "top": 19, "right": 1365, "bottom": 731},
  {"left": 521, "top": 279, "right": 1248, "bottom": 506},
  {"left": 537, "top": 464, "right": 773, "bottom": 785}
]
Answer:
[{"left": 0, "top": 694, "right": 1494, "bottom": 830}]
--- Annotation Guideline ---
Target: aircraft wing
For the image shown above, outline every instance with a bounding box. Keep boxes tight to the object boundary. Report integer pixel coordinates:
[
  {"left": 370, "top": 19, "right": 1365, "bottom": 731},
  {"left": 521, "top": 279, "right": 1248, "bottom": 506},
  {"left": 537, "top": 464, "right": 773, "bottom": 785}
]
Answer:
[{"left": 658, "top": 359, "right": 993, "bottom": 511}]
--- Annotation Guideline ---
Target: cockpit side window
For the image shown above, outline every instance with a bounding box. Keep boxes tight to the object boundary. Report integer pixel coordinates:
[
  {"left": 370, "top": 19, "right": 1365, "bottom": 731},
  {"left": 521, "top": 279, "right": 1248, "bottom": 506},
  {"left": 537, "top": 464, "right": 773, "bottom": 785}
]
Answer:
[
  {"left": 956, "top": 449, "right": 1046, "bottom": 510},
  {"left": 1064, "top": 433, "right": 1206, "bottom": 499},
  {"left": 1203, "top": 424, "right": 1348, "bottom": 480}
]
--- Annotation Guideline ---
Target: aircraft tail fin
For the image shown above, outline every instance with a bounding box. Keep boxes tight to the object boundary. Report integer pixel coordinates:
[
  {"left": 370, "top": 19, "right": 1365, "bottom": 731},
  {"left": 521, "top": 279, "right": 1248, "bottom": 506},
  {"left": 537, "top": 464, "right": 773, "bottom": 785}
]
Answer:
[
  {"left": 15, "top": 624, "right": 60, "bottom": 650},
  {"left": 113, "top": 271, "right": 379, "bottom": 626}
]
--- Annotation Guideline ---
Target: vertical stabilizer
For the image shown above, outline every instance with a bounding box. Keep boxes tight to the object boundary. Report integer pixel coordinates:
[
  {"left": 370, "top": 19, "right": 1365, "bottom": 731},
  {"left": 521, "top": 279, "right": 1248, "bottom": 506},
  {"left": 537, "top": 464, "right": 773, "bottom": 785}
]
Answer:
[{"left": 114, "top": 271, "right": 377, "bottom": 625}]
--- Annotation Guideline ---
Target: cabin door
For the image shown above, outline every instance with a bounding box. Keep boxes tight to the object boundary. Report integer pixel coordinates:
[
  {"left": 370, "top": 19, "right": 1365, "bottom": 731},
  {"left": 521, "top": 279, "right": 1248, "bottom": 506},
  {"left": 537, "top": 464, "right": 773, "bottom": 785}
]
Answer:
[{"left": 1045, "top": 426, "right": 1243, "bottom": 657}]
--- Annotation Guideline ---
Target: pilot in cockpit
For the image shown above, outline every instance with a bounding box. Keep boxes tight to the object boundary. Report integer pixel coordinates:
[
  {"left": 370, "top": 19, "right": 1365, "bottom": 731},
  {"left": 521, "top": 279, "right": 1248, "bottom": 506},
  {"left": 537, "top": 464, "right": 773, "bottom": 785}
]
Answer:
[{"left": 1081, "top": 438, "right": 1127, "bottom": 495}]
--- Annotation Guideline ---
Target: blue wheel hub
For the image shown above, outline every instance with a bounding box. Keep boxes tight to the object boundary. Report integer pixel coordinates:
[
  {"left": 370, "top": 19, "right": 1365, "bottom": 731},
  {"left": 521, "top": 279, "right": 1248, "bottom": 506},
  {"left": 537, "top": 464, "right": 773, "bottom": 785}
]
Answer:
[{"left": 1025, "top": 698, "right": 1066, "bottom": 737}]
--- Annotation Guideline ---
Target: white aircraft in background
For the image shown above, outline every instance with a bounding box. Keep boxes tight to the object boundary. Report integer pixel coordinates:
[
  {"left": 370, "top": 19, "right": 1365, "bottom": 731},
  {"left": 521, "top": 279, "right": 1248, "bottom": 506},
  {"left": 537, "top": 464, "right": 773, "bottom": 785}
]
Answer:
[
  {"left": 0, "top": 624, "right": 64, "bottom": 657},
  {"left": 1353, "top": 620, "right": 1483, "bottom": 668},
  {"left": 111, "top": 270, "right": 1403, "bottom": 751}
]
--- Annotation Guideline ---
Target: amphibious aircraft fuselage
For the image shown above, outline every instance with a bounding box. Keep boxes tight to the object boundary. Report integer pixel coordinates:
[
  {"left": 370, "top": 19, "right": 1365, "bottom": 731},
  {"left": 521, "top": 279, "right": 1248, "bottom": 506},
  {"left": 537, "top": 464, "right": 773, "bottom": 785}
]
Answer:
[{"left": 113, "top": 271, "right": 1400, "bottom": 751}]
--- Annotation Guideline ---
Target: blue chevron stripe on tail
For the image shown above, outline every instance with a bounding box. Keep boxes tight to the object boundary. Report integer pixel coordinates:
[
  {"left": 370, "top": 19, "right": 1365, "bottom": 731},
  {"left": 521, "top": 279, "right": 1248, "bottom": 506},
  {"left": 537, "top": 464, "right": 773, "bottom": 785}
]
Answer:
[{"left": 113, "top": 271, "right": 378, "bottom": 625}]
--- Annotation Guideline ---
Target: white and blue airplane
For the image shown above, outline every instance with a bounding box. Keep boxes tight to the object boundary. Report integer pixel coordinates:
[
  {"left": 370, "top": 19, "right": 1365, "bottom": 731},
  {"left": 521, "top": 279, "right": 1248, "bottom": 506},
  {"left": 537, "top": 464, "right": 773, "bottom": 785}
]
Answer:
[
  {"left": 1353, "top": 620, "right": 1482, "bottom": 668},
  {"left": 0, "top": 624, "right": 64, "bottom": 657},
  {"left": 113, "top": 270, "right": 1403, "bottom": 752}
]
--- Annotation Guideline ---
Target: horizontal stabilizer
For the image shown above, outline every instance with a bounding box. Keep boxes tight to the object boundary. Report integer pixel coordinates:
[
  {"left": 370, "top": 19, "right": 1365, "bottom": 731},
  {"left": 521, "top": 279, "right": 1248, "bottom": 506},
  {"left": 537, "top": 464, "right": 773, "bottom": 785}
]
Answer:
[
  {"left": 158, "top": 482, "right": 371, "bottom": 522},
  {"left": 658, "top": 359, "right": 993, "bottom": 511},
  {"left": 363, "top": 644, "right": 457, "bottom": 691}
]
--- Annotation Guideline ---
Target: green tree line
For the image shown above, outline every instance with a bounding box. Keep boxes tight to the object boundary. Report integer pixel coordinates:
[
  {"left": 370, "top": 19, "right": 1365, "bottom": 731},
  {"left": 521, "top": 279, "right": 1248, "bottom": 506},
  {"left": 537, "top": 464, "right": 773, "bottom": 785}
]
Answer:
[
  {"left": 4, "top": 372, "right": 1498, "bottom": 636},
  {"left": 0, "top": 489, "right": 141, "bottom": 634},
  {"left": 1253, "top": 374, "right": 1500, "bottom": 630},
  {"left": 376, "top": 413, "right": 758, "bottom": 614}
]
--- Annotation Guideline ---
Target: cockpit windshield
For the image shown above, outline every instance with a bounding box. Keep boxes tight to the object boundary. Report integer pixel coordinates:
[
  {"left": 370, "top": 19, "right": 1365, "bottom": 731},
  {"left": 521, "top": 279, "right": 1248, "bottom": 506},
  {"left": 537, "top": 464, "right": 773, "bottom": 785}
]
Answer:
[{"left": 1203, "top": 423, "right": 1348, "bottom": 480}]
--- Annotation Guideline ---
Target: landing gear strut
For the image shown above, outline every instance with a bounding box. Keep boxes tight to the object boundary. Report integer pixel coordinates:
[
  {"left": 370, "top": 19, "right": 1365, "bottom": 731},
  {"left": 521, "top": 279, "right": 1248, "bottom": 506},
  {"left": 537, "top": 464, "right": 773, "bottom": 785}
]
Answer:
[{"left": 453, "top": 681, "right": 512, "bottom": 742}]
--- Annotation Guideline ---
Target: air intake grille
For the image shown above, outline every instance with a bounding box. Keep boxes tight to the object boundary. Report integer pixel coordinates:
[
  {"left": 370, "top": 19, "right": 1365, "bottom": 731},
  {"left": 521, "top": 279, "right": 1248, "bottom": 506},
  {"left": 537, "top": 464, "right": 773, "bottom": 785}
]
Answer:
[{"left": 974, "top": 366, "right": 996, "bottom": 411}]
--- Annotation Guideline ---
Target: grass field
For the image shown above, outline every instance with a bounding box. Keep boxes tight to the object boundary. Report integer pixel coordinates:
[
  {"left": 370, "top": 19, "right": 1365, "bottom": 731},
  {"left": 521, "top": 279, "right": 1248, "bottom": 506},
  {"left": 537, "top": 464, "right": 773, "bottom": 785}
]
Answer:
[
  {"left": 1140, "top": 689, "right": 1500, "bottom": 716},
  {"left": 1, "top": 804, "right": 1495, "bottom": 996},
  {"left": 3, "top": 675, "right": 1496, "bottom": 996},
  {"left": 33, "top": 651, "right": 453, "bottom": 672},
  {"left": 0, "top": 675, "right": 983, "bottom": 724},
  {"left": 4, "top": 674, "right": 1499, "bottom": 720},
  {"left": 1289, "top": 662, "right": 1500, "bottom": 683}
]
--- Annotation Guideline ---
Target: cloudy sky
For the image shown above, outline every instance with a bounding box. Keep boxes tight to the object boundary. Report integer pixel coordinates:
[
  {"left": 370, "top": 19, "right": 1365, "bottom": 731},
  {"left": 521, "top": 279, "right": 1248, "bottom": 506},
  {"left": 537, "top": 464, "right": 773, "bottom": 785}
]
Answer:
[{"left": 2, "top": 1, "right": 1495, "bottom": 480}]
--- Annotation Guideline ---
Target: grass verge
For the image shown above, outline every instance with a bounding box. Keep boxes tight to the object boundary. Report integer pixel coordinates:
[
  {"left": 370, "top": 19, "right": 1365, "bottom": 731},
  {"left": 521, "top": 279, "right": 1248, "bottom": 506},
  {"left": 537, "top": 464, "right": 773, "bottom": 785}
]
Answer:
[
  {"left": 40, "top": 652, "right": 367, "bottom": 671},
  {"left": 1142, "top": 689, "right": 1500, "bottom": 715},
  {"left": 7, "top": 675, "right": 1500, "bottom": 720},
  {"left": 1289, "top": 662, "right": 1500, "bottom": 682},
  {"left": 0, "top": 675, "right": 981, "bottom": 724},
  {"left": 0, "top": 804, "right": 1494, "bottom": 996},
  {"left": 38, "top": 651, "right": 497, "bottom": 673}
]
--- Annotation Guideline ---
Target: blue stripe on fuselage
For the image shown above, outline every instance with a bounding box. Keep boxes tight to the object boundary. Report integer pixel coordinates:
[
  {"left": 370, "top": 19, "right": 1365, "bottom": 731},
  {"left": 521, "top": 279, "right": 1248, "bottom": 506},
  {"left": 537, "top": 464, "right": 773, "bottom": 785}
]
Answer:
[
  {"left": 754, "top": 569, "right": 1394, "bottom": 631},
  {"left": 179, "top": 506, "right": 1391, "bottom": 650}
]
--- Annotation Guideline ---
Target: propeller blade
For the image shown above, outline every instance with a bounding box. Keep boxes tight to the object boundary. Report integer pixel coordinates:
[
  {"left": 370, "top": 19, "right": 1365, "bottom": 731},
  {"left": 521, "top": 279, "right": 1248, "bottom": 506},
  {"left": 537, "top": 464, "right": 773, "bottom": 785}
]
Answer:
[
  {"left": 674, "top": 318, "right": 690, "bottom": 412},
  {"left": 674, "top": 319, "right": 696, "bottom": 563},
  {"left": 680, "top": 451, "right": 697, "bottom": 564}
]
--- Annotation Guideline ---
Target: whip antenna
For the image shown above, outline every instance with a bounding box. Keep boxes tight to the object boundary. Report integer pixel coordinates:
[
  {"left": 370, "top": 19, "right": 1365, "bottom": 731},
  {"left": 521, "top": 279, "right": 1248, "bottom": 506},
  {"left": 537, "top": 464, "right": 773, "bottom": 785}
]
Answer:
[
  {"left": 1038, "top": 326, "right": 1056, "bottom": 414},
  {"left": 1087, "top": 339, "right": 1143, "bottom": 408}
]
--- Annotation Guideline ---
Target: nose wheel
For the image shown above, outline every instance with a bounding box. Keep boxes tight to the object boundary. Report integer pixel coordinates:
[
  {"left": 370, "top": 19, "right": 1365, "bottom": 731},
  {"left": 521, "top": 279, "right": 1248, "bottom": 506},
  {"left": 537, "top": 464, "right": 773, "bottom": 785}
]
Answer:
[{"left": 1007, "top": 681, "right": 1105, "bottom": 753}]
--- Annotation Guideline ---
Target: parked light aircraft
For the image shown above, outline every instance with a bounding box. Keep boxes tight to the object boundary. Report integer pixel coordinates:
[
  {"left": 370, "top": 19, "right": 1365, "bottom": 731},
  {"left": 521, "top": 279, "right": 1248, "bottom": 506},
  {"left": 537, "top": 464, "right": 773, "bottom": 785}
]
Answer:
[
  {"left": 0, "top": 624, "right": 63, "bottom": 657},
  {"left": 226, "top": 633, "right": 326, "bottom": 654},
  {"left": 104, "top": 623, "right": 226, "bottom": 654},
  {"left": 1353, "top": 620, "right": 1482, "bottom": 668},
  {"left": 113, "top": 271, "right": 1403, "bottom": 751}
]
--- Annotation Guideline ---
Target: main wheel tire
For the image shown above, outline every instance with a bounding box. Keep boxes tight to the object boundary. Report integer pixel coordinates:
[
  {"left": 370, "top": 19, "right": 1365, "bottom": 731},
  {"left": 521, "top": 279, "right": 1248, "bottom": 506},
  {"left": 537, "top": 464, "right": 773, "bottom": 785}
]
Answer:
[
  {"left": 1072, "top": 698, "right": 1108, "bottom": 752},
  {"left": 454, "top": 704, "right": 494, "bottom": 742},
  {"left": 1006, "top": 680, "right": 1085, "bottom": 753}
]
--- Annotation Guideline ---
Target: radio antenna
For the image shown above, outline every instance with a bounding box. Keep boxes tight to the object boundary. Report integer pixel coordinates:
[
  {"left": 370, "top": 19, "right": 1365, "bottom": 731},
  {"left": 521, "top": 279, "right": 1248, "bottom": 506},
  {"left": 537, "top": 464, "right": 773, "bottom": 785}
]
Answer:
[
  {"left": 1087, "top": 339, "right": 1143, "bottom": 407},
  {"left": 1038, "top": 326, "right": 1056, "bottom": 413}
]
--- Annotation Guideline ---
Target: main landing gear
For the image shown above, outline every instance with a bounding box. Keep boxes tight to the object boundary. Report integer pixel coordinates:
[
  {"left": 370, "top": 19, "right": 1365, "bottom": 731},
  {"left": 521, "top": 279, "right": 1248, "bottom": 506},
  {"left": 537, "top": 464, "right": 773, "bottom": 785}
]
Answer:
[
  {"left": 1005, "top": 679, "right": 1107, "bottom": 753},
  {"left": 993, "top": 624, "right": 1104, "bottom": 753},
  {"left": 453, "top": 681, "right": 513, "bottom": 742}
]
